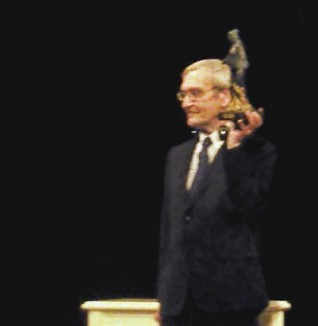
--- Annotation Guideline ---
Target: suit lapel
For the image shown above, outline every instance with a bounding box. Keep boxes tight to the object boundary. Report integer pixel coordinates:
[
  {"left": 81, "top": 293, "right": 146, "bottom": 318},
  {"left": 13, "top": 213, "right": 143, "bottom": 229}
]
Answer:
[{"left": 173, "top": 138, "right": 196, "bottom": 209}]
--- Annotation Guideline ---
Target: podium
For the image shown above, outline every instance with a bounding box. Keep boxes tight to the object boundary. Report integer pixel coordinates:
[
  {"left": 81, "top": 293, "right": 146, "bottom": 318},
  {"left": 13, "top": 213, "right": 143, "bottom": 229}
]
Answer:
[{"left": 81, "top": 299, "right": 291, "bottom": 326}]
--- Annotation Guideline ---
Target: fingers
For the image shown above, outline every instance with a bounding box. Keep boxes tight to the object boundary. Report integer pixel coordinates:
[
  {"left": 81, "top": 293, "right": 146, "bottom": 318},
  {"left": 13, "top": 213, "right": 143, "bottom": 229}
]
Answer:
[
  {"left": 244, "top": 110, "right": 263, "bottom": 129},
  {"left": 236, "top": 119, "right": 247, "bottom": 130},
  {"left": 217, "top": 109, "right": 264, "bottom": 148},
  {"left": 257, "top": 107, "right": 264, "bottom": 116},
  {"left": 222, "top": 120, "right": 236, "bottom": 130}
]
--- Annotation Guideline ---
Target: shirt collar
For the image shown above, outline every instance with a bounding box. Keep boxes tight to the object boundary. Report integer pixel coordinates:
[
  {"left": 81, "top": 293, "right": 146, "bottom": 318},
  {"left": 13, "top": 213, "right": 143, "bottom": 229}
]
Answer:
[{"left": 198, "top": 130, "right": 224, "bottom": 144}]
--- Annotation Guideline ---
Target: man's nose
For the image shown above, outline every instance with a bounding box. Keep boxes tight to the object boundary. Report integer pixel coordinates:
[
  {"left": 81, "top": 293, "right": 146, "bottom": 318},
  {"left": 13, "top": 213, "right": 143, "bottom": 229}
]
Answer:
[{"left": 181, "top": 97, "right": 194, "bottom": 109}]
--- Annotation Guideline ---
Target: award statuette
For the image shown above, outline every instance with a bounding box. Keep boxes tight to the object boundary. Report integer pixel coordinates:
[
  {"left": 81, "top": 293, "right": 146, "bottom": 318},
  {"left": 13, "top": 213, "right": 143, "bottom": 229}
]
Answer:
[{"left": 218, "top": 28, "right": 263, "bottom": 140}]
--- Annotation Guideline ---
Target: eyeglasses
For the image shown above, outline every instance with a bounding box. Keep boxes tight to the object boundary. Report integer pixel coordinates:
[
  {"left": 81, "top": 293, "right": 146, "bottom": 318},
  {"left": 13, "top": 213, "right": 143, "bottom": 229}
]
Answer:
[{"left": 176, "top": 87, "right": 219, "bottom": 102}]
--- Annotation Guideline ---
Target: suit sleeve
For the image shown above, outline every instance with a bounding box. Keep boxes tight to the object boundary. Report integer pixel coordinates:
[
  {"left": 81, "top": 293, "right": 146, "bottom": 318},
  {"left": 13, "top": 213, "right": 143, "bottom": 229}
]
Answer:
[{"left": 222, "top": 136, "right": 277, "bottom": 224}]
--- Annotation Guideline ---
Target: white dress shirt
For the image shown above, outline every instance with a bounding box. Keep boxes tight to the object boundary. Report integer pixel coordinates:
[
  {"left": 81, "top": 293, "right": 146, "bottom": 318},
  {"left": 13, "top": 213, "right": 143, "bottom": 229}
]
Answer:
[{"left": 186, "top": 130, "right": 224, "bottom": 190}]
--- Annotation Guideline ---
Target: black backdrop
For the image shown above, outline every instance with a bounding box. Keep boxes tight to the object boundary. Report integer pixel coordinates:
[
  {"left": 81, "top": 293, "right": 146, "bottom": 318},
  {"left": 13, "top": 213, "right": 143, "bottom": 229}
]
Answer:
[{"left": 6, "top": 1, "right": 317, "bottom": 325}]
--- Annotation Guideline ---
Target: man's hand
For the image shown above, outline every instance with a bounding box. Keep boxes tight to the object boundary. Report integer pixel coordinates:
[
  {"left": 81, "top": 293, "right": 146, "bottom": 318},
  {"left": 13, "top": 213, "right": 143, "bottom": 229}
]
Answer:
[{"left": 218, "top": 108, "right": 264, "bottom": 149}]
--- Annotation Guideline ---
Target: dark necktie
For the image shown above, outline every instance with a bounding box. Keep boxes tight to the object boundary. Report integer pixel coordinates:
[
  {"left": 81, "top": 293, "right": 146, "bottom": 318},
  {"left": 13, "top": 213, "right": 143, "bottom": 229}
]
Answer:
[{"left": 189, "top": 137, "right": 212, "bottom": 197}]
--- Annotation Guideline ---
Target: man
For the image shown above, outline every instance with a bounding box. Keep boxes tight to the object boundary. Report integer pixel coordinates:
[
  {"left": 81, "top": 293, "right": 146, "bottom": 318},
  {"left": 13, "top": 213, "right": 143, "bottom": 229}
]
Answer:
[{"left": 155, "top": 34, "right": 277, "bottom": 326}]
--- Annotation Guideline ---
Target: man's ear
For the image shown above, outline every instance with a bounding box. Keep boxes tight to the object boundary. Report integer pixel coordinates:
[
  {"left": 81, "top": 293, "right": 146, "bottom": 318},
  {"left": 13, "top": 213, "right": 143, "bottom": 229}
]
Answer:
[{"left": 218, "top": 88, "right": 231, "bottom": 107}]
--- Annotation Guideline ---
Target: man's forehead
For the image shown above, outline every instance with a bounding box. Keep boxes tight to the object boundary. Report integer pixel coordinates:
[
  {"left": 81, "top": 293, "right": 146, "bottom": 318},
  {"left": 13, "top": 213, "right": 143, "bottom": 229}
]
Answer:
[{"left": 181, "top": 70, "right": 213, "bottom": 89}]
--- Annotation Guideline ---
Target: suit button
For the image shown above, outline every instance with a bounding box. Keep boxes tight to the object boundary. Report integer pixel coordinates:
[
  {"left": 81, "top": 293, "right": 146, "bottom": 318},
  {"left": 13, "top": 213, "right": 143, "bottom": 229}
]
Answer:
[{"left": 185, "top": 215, "right": 191, "bottom": 222}]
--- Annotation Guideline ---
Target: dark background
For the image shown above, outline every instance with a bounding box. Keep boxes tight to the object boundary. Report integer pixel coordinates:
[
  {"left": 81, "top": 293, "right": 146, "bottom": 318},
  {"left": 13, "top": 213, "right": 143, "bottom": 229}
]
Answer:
[{"left": 5, "top": 1, "right": 317, "bottom": 325}]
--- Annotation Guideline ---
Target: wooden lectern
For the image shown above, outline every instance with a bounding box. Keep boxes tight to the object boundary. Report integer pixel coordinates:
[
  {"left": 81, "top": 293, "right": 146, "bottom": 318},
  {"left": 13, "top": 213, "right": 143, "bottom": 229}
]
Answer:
[{"left": 81, "top": 299, "right": 291, "bottom": 326}]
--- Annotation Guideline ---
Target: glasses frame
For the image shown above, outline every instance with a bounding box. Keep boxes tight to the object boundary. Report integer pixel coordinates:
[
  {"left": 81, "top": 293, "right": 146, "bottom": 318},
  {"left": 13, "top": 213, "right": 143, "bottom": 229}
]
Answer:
[{"left": 176, "top": 87, "right": 219, "bottom": 102}]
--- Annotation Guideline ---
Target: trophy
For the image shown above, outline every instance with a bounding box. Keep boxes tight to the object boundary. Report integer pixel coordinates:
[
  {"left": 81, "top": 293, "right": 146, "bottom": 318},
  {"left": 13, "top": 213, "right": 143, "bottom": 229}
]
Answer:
[{"left": 218, "top": 29, "right": 262, "bottom": 140}]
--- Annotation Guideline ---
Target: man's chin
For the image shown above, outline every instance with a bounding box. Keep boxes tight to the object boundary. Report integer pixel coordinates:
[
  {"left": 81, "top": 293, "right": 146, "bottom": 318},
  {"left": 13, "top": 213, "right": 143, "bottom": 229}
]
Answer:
[{"left": 186, "top": 118, "right": 200, "bottom": 129}]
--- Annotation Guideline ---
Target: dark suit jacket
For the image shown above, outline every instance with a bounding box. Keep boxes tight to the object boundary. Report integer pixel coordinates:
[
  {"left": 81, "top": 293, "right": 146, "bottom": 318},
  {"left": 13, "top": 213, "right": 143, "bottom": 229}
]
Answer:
[{"left": 157, "top": 133, "right": 277, "bottom": 316}]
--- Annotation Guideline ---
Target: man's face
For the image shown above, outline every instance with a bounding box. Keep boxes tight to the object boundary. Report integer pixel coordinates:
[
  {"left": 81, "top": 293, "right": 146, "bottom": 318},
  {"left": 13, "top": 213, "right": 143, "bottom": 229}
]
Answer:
[{"left": 178, "top": 70, "right": 229, "bottom": 133}]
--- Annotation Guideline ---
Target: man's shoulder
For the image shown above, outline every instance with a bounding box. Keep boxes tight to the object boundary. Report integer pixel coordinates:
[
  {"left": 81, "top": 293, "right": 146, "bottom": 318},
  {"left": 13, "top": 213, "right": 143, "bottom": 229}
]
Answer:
[
  {"left": 168, "top": 136, "right": 196, "bottom": 153},
  {"left": 244, "top": 135, "right": 276, "bottom": 153}
]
